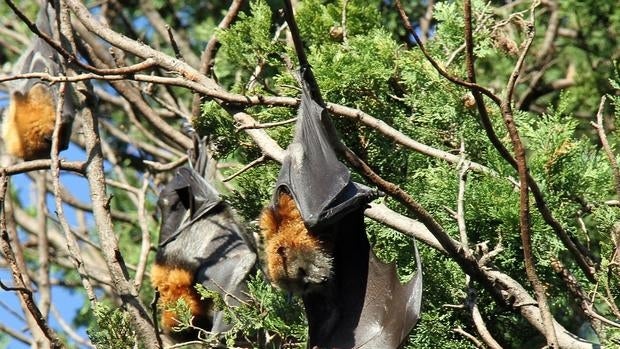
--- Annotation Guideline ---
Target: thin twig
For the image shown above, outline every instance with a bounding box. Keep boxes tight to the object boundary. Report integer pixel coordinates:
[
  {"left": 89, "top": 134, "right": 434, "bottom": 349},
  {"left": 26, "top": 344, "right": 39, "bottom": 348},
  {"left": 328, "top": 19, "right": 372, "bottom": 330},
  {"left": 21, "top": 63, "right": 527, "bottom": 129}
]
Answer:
[
  {"left": 144, "top": 155, "right": 189, "bottom": 171},
  {"left": 105, "top": 179, "right": 141, "bottom": 195},
  {"left": 35, "top": 172, "right": 51, "bottom": 320},
  {"left": 456, "top": 140, "right": 470, "bottom": 249},
  {"left": 50, "top": 305, "right": 96, "bottom": 348},
  {"left": 341, "top": 0, "right": 348, "bottom": 43},
  {"left": 453, "top": 326, "right": 484, "bottom": 348},
  {"left": 165, "top": 25, "right": 184, "bottom": 61},
  {"left": 150, "top": 290, "right": 164, "bottom": 349},
  {"left": 591, "top": 96, "right": 620, "bottom": 200},
  {"left": 0, "top": 323, "right": 32, "bottom": 345},
  {"left": 0, "top": 299, "right": 27, "bottom": 322},
  {"left": 236, "top": 117, "right": 297, "bottom": 131},
  {"left": 222, "top": 155, "right": 267, "bottom": 182},
  {"left": 477, "top": 240, "right": 504, "bottom": 267},
  {"left": 134, "top": 177, "right": 152, "bottom": 291},
  {"left": 100, "top": 119, "right": 177, "bottom": 162},
  {"left": 193, "top": 0, "right": 246, "bottom": 119}
]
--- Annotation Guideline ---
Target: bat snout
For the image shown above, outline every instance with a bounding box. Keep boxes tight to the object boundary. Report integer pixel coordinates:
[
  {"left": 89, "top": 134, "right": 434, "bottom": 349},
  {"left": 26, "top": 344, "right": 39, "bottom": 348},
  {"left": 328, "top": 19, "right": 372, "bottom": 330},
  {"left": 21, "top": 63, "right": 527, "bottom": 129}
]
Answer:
[{"left": 270, "top": 245, "right": 333, "bottom": 294}]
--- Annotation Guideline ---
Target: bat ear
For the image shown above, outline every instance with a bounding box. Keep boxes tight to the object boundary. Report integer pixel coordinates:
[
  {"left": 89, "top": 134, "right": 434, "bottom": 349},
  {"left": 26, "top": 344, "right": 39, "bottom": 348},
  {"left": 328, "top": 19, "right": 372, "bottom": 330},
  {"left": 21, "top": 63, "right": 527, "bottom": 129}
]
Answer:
[{"left": 11, "top": 90, "right": 26, "bottom": 102}]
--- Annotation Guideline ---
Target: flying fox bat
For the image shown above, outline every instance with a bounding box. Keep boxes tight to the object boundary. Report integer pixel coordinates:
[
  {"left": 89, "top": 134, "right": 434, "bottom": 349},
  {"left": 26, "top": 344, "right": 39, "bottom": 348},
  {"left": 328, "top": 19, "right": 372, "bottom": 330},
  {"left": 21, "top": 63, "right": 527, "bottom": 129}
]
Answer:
[
  {"left": 151, "top": 138, "right": 256, "bottom": 340},
  {"left": 2, "top": 0, "right": 74, "bottom": 160},
  {"left": 259, "top": 74, "right": 422, "bottom": 348}
]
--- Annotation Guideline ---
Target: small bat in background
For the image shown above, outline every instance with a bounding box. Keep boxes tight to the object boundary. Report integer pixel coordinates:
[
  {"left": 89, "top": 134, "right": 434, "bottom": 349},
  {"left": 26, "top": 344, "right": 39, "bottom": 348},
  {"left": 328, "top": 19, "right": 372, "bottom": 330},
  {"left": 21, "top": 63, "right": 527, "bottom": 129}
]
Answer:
[
  {"left": 259, "top": 73, "right": 422, "bottom": 348},
  {"left": 151, "top": 138, "right": 256, "bottom": 340},
  {"left": 2, "top": 0, "right": 74, "bottom": 160}
]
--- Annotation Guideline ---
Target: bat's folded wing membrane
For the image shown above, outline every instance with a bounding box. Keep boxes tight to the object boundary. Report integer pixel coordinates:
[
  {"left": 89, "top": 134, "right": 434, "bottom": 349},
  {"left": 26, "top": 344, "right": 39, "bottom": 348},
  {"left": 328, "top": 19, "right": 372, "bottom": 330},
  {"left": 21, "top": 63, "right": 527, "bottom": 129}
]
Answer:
[
  {"left": 275, "top": 81, "right": 377, "bottom": 228},
  {"left": 354, "top": 240, "right": 423, "bottom": 348},
  {"left": 157, "top": 167, "right": 222, "bottom": 247}
]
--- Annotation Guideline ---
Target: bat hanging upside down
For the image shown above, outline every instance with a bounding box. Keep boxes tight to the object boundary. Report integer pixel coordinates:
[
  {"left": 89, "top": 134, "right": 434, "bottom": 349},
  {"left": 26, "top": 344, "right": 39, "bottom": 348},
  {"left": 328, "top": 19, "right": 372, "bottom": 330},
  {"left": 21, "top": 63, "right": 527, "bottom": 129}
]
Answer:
[
  {"left": 150, "top": 138, "right": 256, "bottom": 340},
  {"left": 1, "top": 0, "right": 74, "bottom": 160},
  {"left": 258, "top": 71, "right": 422, "bottom": 348}
]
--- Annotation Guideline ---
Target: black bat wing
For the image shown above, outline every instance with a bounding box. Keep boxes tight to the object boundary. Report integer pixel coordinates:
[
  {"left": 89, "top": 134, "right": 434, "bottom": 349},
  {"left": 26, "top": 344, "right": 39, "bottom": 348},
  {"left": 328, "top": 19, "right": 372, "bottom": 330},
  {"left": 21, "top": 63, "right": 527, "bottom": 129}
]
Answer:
[
  {"left": 195, "top": 234, "right": 256, "bottom": 332},
  {"left": 274, "top": 77, "right": 377, "bottom": 228},
  {"left": 157, "top": 160, "right": 222, "bottom": 247},
  {"left": 156, "top": 171, "right": 192, "bottom": 247},
  {"left": 305, "top": 212, "right": 422, "bottom": 348}
]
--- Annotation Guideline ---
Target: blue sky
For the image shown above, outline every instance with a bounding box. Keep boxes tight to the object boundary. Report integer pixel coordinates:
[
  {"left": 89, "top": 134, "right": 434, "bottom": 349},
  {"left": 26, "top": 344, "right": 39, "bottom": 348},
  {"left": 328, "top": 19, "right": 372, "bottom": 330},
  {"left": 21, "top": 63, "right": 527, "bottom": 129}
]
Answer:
[
  {"left": 0, "top": 4, "right": 123, "bottom": 345},
  {"left": 1, "top": 129, "right": 95, "bottom": 348}
]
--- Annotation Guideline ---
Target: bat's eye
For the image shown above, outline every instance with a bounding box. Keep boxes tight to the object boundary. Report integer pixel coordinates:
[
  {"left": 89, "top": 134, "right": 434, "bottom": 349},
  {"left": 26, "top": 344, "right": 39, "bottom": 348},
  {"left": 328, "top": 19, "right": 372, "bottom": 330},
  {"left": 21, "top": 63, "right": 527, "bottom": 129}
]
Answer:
[{"left": 277, "top": 246, "right": 286, "bottom": 256}]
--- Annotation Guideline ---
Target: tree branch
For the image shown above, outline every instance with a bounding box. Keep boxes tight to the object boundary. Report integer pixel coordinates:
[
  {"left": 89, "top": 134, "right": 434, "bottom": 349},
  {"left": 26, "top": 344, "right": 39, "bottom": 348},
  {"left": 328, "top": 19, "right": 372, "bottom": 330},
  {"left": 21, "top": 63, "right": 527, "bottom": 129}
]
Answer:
[
  {"left": 191, "top": 0, "right": 245, "bottom": 119},
  {"left": 397, "top": 0, "right": 596, "bottom": 281},
  {"left": 498, "top": 4, "right": 558, "bottom": 346},
  {"left": 591, "top": 96, "right": 620, "bottom": 200}
]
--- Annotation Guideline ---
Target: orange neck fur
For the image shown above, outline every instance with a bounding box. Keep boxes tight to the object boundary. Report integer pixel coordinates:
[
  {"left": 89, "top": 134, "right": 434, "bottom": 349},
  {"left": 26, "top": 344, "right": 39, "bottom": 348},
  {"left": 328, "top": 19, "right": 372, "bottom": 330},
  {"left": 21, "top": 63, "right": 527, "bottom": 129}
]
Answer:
[
  {"left": 2, "top": 84, "right": 57, "bottom": 160},
  {"left": 150, "top": 263, "right": 205, "bottom": 331}
]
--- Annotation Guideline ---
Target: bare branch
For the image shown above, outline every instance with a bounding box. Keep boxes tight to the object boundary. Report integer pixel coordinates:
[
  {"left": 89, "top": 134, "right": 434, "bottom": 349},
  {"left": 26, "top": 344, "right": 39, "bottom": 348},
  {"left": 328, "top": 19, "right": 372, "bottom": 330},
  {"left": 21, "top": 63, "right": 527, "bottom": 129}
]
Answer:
[
  {"left": 470, "top": 301, "right": 502, "bottom": 349},
  {"left": 192, "top": 0, "right": 246, "bottom": 119},
  {"left": 591, "top": 96, "right": 620, "bottom": 200},
  {"left": 134, "top": 178, "right": 153, "bottom": 292},
  {"left": 71, "top": 45, "right": 161, "bottom": 349},
  {"left": 453, "top": 326, "right": 484, "bottom": 348},
  {"left": 497, "top": 3, "right": 558, "bottom": 345},
  {"left": 456, "top": 141, "right": 470, "bottom": 249},
  {"left": 222, "top": 155, "right": 267, "bottom": 182},
  {"left": 1, "top": 160, "right": 86, "bottom": 176},
  {"left": 35, "top": 173, "right": 51, "bottom": 320},
  {"left": 236, "top": 117, "right": 298, "bottom": 131}
]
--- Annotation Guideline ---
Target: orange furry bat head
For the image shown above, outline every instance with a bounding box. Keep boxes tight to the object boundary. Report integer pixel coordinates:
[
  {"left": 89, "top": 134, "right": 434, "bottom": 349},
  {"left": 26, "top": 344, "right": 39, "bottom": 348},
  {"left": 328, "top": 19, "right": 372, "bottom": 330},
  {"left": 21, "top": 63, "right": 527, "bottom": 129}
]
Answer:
[
  {"left": 259, "top": 192, "right": 333, "bottom": 294},
  {"left": 2, "top": 84, "right": 60, "bottom": 160},
  {"left": 150, "top": 263, "right": 211, "bottom": 332}
]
